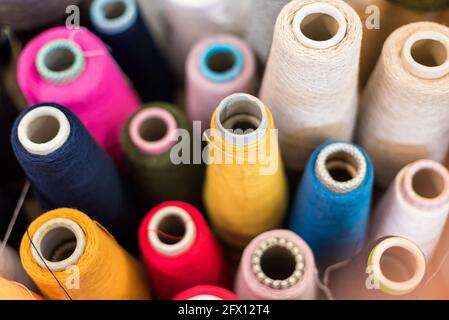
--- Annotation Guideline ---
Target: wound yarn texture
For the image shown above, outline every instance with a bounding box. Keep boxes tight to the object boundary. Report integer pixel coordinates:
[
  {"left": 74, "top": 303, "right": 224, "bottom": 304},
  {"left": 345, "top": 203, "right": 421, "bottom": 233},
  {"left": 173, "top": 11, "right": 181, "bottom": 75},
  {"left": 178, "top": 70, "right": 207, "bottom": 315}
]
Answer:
[
  {"left": 20, "top": 208, "right": 151, "bottom": 300},
  {"left": 260, "top": 0, "right": 363, "bottom": 171},
  {"left": 289, "top": 141, "right": 374, "bottom": 268},
  {"left": 138, "top": 201, "right": 228, "bottom": 300},
  {"left": 357, "top": 22, "right": 449, "bottom": 187},
  {"left": 11, "top": 103, "right": 136, "bottom": 250},
  {"left": 90, "top": 0, "right": 174, "bottom": 102},
  {"left": 17, "top": 27, "right": 140, "bottom": 165}
]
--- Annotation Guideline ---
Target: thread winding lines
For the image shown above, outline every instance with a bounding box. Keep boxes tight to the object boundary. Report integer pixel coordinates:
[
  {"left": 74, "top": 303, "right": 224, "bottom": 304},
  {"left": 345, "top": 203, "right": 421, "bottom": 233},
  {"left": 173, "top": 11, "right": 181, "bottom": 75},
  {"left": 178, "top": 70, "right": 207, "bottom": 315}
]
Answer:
[
  {"left": 370, "top": 160, "right": 449, "bottom": 258},
  {"left": 20, "top": 208, "right": 151, "bottom": 300},
  {"left": 17, "top": 26, "right": 140, "bottom": 164},
  {"left": 121, "top": 103, "right": 203, "bottom": 207},
  {"left": 290, "top": 141, "right": 374, "bottom": 268},
  {"left": 173, "top": 285, "right": 239, "bottom": 300},
  {"left": 90, "top": 0, "right": 174, "bottom": 102},
  {"left": 138, "top": 201, "right": 228, "bottom": 300},
  {"left": 357, "top": 22, "right": 449, "bottom": 187},
  {"left": 11, "top": 103, "right": 135, "bottom": 249},
  {"left": 260, "top": 0, "right": 363, "bottom": 171},
  {"left": 186, "top": 34, "right": 257, "bottom": 127},
  {"left": 203, "top": 93, "right": 288, "bottom": 248},
  {"left": 234, "top": 230, "right": 317, "bottom": 300}
]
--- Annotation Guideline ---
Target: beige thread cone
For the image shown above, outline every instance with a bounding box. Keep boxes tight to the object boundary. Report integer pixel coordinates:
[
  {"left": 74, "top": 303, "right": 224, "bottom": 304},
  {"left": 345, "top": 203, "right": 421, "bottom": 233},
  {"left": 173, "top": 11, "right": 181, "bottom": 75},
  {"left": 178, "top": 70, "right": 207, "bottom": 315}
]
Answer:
[
  {"left": 347, "top": 0, "right": 449, "bottom": 88},
  {"left": 260, "top": 0, "right": 363, "bottom": 171},
  {"left": 357, "top": 21, "right": 449, "bottom": 187}
]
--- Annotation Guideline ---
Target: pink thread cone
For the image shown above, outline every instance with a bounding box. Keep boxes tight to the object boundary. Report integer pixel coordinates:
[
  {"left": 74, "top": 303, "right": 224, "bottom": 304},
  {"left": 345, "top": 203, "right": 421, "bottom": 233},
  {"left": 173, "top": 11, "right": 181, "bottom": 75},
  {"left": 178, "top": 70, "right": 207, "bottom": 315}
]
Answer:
[
  {"left": 186, "top": 34, "right": 257, "bottom": 129},
  {"left": 18, "top": 26, "right": 140, "bottom": 165},
  {"left": 234, "top": 229, "right": 317, "bottom": 300}
]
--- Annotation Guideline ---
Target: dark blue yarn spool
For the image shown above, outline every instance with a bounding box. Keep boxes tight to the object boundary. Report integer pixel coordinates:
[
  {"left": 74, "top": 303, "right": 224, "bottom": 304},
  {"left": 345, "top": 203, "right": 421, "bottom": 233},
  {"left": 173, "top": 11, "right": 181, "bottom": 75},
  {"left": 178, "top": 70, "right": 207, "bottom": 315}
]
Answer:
[
  {"left": 90, "top": 0, "right": 173, "bottom": 102},
  {"left": 289, "top": 141, "right": 374, "bottom": 268},
  {"left": 11, "top": 103, "right": 136, "bottom": 249}
]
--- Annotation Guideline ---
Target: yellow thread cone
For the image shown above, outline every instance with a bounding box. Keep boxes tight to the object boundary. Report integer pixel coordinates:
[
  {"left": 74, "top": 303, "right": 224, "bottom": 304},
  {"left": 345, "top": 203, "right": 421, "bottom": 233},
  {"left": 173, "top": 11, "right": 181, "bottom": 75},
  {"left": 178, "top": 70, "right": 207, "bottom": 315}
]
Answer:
[
  {"left": 203, "top": 94, "right": 288, "bottom": 248},
  {"left": 20, "top": 208, "right": 151, "bottom": 300},
  {"left": 0, "top": 277, "right": 42, "bottom": 300}
]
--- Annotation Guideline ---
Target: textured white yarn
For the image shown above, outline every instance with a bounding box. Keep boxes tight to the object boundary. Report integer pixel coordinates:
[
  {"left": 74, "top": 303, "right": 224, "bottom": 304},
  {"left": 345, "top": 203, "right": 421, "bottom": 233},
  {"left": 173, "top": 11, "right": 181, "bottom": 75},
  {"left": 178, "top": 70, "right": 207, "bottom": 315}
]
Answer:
[
  {"left": 245, "top": 0, "right": 291, "bottom": 64},
  {"left": 260, "top": 0, "right": 362, "bottom": 171},
  {"left": 357, "top": 22, "right": 449, "bottom": 187},
  {"left": 369, "top": 161, "right": 449, "bottom": 259},
  {"left": 162, "top": 0, "right": 251, "bottom": 76}
]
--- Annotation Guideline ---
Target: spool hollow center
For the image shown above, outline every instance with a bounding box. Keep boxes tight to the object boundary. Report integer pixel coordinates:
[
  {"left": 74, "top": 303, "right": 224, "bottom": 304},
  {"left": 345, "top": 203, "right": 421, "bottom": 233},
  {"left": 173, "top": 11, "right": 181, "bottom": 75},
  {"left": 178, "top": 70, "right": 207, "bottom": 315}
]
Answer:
[
  {"left": 252, "top": 237, "right": 305, "bottom": 290},
  {"left": 148, "top": 206, "right": 196, "bottom": 256}
]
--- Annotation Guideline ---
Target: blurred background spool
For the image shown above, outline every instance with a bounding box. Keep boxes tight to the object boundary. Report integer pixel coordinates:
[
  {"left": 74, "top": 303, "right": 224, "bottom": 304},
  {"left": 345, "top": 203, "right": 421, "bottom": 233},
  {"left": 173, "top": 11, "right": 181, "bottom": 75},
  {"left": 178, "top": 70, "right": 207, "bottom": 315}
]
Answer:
[
  {"left": 347, "top": 0, "right": 449, "bottom": 87},
  {"left": 138, "top": 201, "right": 228, "bottom": 300},
  {"left": 90, "top": 0, "right": 174, "bottom": 102},
  {"left": 20, "top": 208, "right": 150, "bottom": 300},
  {"left": 0, "top": 0, "right": 83, "bottom": 31},
  {"left": 137, "top": 0, "right": 166, "bottom": 48},
  {"left": 370, "top": 160, "right": 449, "bottom": 259},
  {"left": 0, "top": 28, "right": 26, "bottom": 111},
  {"left": 290, "top": 141, "right": 374, "bottom": 268},
  {"left": 121, "top": 103, "right": 203, "bottom": 209},
  {"left": 162, "top": 0, "right": 250, "bottom": 76},
  {"left": 0, "top": 277, "right": 41, "bottom": 300},
  {"left": 203, "top": 93, "right": 288, "bottom": 249},
  {"left": 186, "top": 34, "right": 257, "bottom": 128},
  {"left": 0, "top": 242, "right": 35, "bottom": 290},
  {"left": 329, "top": 236, "right": 427, "bottom": 299},
  {"left": 173, "top": 285, "right": 239, "bottom": 300},
  {"left": 234, "top": 229, "right": 317, "bottom": 300},
  {"left": 11, "top": 103, "right": 135, "bottom": 249},
  {"left": 0, "top": 76, "right": 22, "bottom": 190},
  {"left": 357, "top": 22, "right": 449, "bottom": 187},
  {"left": 17, "top": 26, "right": 140, "bottom": 164},
  {"left": 260, "top": 0, "right": 363, "bottom": 171},
  {"left": 245, "top": 0, "right": 291, "bottom": 64}
]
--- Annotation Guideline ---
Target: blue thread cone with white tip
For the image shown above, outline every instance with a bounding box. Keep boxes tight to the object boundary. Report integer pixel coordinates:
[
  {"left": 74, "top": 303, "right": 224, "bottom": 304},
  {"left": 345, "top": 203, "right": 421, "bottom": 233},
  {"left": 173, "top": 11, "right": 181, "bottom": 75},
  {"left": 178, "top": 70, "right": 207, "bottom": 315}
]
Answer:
[{"left": 289, "top": 141, "right": 374, "bottom": 268}]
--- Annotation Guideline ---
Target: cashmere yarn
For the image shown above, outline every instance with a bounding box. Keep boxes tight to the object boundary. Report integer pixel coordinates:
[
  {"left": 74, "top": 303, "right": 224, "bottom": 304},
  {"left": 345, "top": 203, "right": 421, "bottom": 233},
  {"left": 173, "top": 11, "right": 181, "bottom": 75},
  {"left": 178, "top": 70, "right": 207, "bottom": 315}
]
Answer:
[
  {"left": 357, "top": 22, "right": 449, "bottom": 187},
  {"left": 260, "top": 0, "right": 362, "bottom": 171}
]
